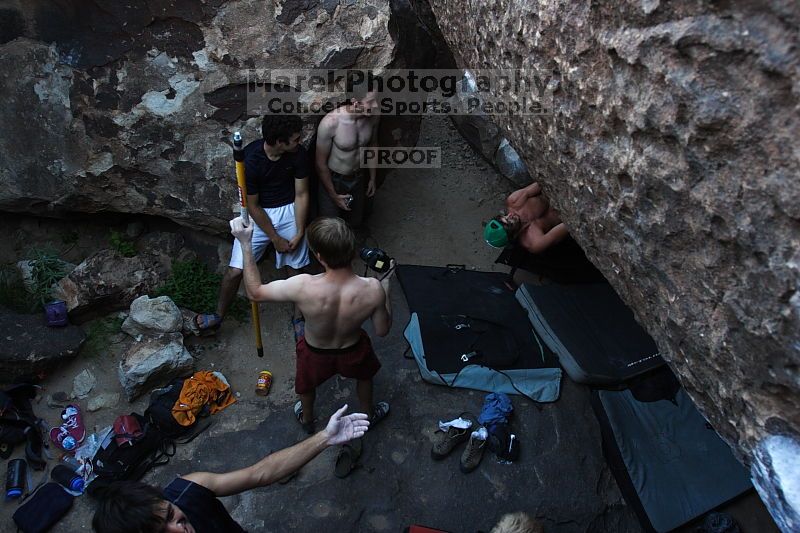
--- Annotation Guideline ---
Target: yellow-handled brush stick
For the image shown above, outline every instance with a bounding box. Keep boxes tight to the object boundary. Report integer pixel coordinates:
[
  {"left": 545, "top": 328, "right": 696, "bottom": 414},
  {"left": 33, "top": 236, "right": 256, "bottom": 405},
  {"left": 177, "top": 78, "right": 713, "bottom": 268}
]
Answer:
[{"left": 233, "top": 131, "right": 264, "bottom": 358}]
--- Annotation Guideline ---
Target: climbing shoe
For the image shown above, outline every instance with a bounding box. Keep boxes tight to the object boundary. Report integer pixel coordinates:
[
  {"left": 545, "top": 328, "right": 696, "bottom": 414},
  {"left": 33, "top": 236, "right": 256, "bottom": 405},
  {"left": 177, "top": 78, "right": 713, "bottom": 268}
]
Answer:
[
  {"left": 293, "top": 401, "right": 315, "bottom": 435},
  {"left": 460, "top": 427, "right": 488, "bottom": 473},
  {"left": 431, "top": 413, "right": 476, "bottom": 460}
]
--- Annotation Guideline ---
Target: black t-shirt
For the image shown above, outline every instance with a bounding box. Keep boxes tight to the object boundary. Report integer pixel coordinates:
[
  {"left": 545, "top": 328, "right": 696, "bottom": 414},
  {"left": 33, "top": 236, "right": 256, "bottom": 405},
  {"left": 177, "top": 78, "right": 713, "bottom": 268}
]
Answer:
[
  {"left": 163, "top": 477, "right": 246, "bottom": 533},
  {"left": 244, "top": 139, "right": 310, "bottom": 208}
]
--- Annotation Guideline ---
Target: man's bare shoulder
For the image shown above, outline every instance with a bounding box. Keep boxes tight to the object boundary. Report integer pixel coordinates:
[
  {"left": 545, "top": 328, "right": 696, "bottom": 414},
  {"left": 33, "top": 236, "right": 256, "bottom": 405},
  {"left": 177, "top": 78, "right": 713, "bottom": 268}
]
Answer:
[
  {"left": 319, "top": 110, "right": 343, "bottom": 128},
  {"left": 356, "top": 276, "right": 384, "bottom": 299},
  {"left": 284, "top": 273, "right": 314, "bottom": 289}
]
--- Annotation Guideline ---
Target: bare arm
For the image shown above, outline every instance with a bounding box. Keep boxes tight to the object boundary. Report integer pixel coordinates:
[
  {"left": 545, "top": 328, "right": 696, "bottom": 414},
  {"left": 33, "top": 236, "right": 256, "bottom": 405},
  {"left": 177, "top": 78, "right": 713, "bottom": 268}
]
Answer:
[
  {"left": 366, "top": 117, "right": 379, "bottom": 197},
  {"left": 315, "top": 117, "right": 337, "bottom": 198},
  {"left": 520, "top": 222, "right": 569, "bottom": 254},
  {"left": 507, "top": 182, "right": 542, "bottom": 208},
  {"left": 370, "top": 262, "right": 394, "bottom": 337},
  {"left": 183, "top": 430, "right": 328, "bottom": 497},
  {"left": 290, "top": 177, "right": 309, "bottom": 250},
  {"left": 183, "top": 405, "right": 369, "bottom": 497},
  {"left": 245, "top": 194, "right": 275, "bottom": 238}
]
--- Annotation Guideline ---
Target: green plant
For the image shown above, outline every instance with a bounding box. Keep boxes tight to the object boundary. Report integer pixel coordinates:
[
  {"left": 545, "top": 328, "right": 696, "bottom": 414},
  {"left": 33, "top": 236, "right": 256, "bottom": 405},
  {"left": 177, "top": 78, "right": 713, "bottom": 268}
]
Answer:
[
  {"left": 82, "top": 315, "right": 124, "bottom": 358},
  {"left": 156, "top": 260, "right": 250, "bottom": 322},
  {"left": 27, "top": 248, "right": 68, "bottom": 307},
  {"left": 109, "top": 230, "right": 137, "bottom": 257}
]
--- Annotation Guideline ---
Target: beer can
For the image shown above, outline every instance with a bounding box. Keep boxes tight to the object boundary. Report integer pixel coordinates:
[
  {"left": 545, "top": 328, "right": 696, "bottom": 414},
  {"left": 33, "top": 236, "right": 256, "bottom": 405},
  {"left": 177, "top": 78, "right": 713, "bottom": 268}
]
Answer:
[{"left": 255, "top": 370, "right": 272, "bottom": 396}]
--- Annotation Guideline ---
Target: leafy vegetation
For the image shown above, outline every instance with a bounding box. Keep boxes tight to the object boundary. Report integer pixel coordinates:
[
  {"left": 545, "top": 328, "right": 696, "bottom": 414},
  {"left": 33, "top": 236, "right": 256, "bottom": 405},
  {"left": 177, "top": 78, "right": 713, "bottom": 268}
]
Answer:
[
  {"left": 81, "top": 315, "right": 124, "bottom": 358},
  {"left": 156, "top": 260, "right": 249, "bottom": 322},
  {"left": 109, "top": 230, "right": 137, "bottom": 257},
  {"left": 28, "top": 248, "right": 69, "bottom": 307}
]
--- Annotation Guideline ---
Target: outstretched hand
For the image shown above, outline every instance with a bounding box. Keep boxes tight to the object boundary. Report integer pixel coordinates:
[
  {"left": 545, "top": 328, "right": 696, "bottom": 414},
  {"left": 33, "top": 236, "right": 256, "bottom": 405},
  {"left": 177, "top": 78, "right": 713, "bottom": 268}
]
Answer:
[
  {"left": 323, "top": 404, "right": 369, "bottom": 446},
  {"left": 230, "top": 216, "right": 254, "bottom": 244}
]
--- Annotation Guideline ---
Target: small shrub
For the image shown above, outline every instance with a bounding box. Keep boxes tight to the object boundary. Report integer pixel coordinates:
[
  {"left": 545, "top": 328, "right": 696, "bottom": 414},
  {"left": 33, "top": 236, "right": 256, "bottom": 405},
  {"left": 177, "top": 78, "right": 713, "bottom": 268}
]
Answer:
[
  {"left": 156, "top": 260, "right": 250, "bottom": 322},
  {"left": 156, "top": 260, "right": 221, "bottom": 312},
  {"left": 109, "top": 230, "right": 137, "bottom": 257},
  {"left": 28, "top": 248, "right": 68, "bottom": 308},
  {"left": 82, "top": 315, "right": 124, "bottom": 358}
]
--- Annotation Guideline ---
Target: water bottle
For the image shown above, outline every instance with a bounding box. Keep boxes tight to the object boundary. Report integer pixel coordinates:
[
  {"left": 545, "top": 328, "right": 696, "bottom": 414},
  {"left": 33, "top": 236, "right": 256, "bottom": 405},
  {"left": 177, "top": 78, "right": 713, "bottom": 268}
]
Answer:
[
  {"left": 51, "top": 465, "right": 85, "bottom": 493},
  {"left": 61, "top": 455, "right": 82, "bottom": 471},
  {"left": 5, "top": 458, "right": 26, "bottom": 500}
]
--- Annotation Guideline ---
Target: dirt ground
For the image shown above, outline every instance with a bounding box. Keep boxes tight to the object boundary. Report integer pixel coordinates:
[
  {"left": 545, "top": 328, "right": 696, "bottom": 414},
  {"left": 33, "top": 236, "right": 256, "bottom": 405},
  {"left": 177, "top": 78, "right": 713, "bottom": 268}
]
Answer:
[{"left": 0, "top": 115, "right": 778, "bottom": 532}]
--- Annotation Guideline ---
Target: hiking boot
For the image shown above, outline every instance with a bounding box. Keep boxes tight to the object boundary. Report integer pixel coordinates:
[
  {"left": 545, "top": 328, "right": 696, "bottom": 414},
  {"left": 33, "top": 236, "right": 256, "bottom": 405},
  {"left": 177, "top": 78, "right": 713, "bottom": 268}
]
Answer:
[
  {"left": 371, "top": 401, "right": 390, "bottom": 426},
  {"left": 460, "top": 430, "right": 487, "bottom": 473},
  {"left": 431, "top": 412, "right": 477, "bottom": 460},
  {"left": 293, "top": 401, "right": 315, "bottom": 435}
]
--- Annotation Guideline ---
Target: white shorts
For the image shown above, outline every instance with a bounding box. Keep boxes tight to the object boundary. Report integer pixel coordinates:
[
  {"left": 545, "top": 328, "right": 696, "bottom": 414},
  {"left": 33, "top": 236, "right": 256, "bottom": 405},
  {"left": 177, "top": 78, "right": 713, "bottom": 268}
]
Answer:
[{"left": 229, "top": 203, "right": 310, "bottom": 270}]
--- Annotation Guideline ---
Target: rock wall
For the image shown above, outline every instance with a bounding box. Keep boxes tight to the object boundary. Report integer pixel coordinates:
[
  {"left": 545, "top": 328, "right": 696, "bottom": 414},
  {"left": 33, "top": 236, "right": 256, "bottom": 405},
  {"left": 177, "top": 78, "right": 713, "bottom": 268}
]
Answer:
[
  {"left": 422, "top": 0, "right": 800, "bottom": 466},
  {"left": 0, "top": 0, "right": 398, "bottom": 234}
]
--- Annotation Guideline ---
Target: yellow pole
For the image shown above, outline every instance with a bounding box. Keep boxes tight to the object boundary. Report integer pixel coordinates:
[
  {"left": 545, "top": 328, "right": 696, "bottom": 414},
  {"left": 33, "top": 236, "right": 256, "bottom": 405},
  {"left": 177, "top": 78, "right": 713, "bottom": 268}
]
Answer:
[{"left": 233, "top": 132, "right": 264, "bottom": 358}]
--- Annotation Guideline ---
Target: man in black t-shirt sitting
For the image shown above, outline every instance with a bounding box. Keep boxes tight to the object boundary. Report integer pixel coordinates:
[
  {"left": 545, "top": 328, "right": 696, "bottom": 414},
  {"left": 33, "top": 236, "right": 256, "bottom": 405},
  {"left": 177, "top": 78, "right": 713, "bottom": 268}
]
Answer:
[
  {"left": 196, "top": 114, "right": 311, "bottom": 335},
  {"left": 92, "top": 405, "right": 369, "bottom": 533}
]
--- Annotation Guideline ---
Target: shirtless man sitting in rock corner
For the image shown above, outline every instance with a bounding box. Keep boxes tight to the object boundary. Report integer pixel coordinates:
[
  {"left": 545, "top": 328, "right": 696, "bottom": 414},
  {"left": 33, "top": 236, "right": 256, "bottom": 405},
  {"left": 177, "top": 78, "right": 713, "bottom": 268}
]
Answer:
[
  {"left": 315, "top": 83, "right": 380, "bottom": 228},
  {"left": 483, "top": 181, "right": 569, "bottom": 253}
]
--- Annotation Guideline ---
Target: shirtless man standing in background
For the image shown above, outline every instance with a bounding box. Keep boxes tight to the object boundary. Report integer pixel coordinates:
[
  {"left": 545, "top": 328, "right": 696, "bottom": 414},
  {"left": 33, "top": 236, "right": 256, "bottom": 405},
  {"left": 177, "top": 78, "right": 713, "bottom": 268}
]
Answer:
[{"left": 315, "top": 85, "right": 380, "bottom": 228}]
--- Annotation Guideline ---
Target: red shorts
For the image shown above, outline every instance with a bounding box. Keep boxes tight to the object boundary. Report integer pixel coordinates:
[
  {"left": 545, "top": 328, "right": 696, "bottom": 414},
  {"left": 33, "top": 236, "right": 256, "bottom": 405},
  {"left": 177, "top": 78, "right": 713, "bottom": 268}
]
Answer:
[{"left": 295, "top": 330, "right": 381, "bottom": 394}]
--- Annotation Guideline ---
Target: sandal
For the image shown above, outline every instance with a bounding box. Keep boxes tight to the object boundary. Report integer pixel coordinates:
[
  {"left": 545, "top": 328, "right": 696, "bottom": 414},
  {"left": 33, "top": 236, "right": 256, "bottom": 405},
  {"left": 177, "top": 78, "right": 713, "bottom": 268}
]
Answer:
[
  {"left": 196, "top": 313, "right": 222, "bottom": 333},
  {"left": 334, "top": 437, "right": 363, "bottom": 479},
  {"left": 293, "top": 401, "right": 315, "bottom": 435}
]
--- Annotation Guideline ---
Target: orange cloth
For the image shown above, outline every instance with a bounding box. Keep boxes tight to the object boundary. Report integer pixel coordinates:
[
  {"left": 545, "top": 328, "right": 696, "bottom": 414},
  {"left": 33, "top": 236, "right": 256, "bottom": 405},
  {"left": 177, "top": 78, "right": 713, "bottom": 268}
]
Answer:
[{"left": 172, "top": 371, "right": 236, "bottom": 427}]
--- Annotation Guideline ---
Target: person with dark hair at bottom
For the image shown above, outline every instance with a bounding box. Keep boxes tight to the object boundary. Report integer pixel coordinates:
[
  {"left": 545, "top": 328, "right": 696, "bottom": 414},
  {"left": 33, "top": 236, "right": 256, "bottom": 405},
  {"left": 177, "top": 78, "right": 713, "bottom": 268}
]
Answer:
[
  {"left": 196, "top": 114, "right": 311, "bottom": 340},
  {"left": 484, "top": 181, "right": 569, "bottom": 253},
  {"left": 230, "top": 215, "right": 392, "bottom": 476},
  {"left": 92, "top": 405, "right": 369, "bottom": 533}
]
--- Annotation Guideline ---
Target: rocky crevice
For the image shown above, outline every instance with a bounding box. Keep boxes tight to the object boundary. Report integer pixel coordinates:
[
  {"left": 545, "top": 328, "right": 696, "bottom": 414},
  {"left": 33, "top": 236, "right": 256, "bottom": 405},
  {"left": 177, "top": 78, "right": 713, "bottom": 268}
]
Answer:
[{"left": 418, "top": 0, "right": 799, "bottom": 471}]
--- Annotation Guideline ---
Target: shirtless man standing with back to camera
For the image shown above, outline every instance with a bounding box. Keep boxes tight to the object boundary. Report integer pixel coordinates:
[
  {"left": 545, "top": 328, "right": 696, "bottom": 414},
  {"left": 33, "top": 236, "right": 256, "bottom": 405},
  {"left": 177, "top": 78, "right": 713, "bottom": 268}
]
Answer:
[{"left": 315, "top": 84, "right": 380, "bottom": 228}]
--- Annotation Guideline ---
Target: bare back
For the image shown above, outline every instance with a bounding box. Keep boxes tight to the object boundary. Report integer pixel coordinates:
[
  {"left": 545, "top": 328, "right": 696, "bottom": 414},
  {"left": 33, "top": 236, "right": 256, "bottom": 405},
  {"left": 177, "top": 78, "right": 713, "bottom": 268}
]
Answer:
[{"left": 294, "top": 271, "right": 384, "bottom": 349}]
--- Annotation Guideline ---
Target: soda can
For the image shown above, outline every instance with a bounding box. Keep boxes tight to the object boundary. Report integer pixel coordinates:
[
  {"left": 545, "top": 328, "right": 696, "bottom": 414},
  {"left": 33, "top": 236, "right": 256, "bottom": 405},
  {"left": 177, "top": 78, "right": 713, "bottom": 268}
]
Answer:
[{"left": 255, "top": 370, "right": 272, "bottom": 396}]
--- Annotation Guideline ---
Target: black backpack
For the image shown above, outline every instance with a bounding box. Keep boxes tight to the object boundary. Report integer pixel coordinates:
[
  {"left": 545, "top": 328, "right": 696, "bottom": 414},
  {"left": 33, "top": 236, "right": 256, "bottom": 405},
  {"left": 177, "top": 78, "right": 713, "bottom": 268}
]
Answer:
[
  {"left": 144, "top": 377, "right": 195, "bottom": 438},
  {"left": 87, "top": 379, "right": 211, "bottom": 498},
  {"left": 87, "top": 412, "right": 175, "bottom": 496}
]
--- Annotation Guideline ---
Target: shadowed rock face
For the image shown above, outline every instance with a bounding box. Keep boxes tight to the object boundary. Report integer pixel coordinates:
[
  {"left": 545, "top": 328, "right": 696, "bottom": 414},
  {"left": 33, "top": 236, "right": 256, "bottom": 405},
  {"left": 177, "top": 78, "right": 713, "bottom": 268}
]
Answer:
[
  {"left": 0, "top": 0, "right": 396, "bottom": 234},
  {"left": 422, "top": 0, "right": 800, "bottom": 464}
]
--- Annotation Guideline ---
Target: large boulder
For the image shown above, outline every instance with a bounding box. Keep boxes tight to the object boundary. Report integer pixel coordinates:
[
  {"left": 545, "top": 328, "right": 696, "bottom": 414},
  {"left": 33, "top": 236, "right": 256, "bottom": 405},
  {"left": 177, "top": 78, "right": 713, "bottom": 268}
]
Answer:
[
  {"left": 122, "top": 295, "right": 183, "bottom": 339},
  {"left": 751, "top": 433, "right": 800, "bottom": 532},
  {"left": 0, "top": 1, "right": 397, "bottom": 235},
  {"left": 55, "top": 249, "right": 169, "bottom": 323},
  {"left": 0, "top": 306, "right": 86, "bottom": 383},
  {"left": 118, "top": 332, "right": 193, "bottom": 401},
  {"left": 422, "top": 0, "right": 800, "bottom": 470}
]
